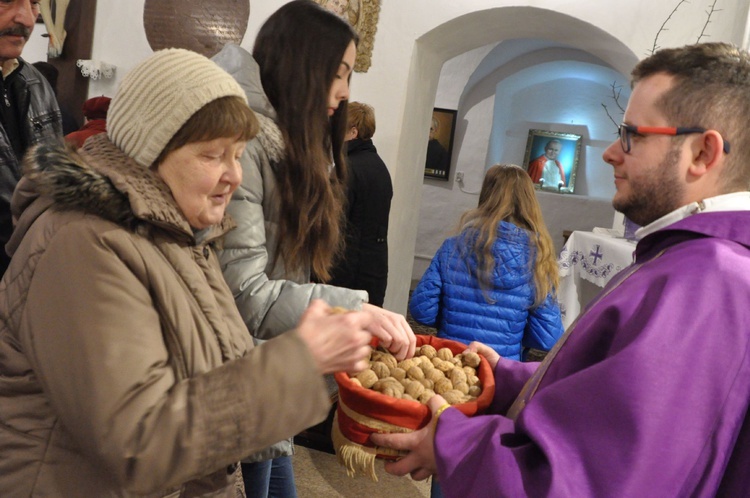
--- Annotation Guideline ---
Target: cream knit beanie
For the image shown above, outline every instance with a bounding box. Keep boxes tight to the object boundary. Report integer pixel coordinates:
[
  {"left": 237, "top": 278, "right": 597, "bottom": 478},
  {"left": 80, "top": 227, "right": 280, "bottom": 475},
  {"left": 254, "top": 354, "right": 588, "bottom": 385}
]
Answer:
[{"left": 107, "top": 48, "right": 247, "bottom": 168}]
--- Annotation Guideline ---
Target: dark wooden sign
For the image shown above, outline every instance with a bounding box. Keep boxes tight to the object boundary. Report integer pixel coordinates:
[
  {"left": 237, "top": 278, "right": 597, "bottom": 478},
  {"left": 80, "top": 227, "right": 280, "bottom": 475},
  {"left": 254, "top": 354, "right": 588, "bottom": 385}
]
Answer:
[{"left": 144, "top": 0, "right": 249, "bottom": 58}]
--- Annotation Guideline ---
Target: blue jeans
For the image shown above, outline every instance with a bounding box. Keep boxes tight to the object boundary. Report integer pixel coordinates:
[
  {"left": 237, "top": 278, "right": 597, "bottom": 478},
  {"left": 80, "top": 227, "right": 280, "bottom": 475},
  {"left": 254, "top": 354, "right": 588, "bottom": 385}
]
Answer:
[
  {"left": 241, "top": 456, "right": 297, "bottom": 498},
  {"left": 430, "top": 480, "right": 444, "bottom": 498}
]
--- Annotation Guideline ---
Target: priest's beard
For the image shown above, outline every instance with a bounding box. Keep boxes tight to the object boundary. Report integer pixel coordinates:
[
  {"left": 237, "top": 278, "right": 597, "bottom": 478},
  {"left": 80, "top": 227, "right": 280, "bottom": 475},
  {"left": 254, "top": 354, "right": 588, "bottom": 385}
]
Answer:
[{"left": 613, "top": 147, "right": 685, "bottom": 227}]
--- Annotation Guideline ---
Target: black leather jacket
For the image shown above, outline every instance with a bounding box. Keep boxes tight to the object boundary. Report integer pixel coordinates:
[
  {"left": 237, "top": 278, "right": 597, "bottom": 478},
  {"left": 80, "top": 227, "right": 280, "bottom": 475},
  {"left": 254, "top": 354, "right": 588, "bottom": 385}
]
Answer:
[{"left": 0, "top": 58, "right": 62, "bottom": 271}]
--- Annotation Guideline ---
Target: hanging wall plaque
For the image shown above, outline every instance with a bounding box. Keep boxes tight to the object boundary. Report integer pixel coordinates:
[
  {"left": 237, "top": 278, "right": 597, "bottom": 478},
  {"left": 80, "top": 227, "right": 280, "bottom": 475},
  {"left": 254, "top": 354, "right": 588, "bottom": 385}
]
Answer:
[
  {"left": 144, "top": 0, "right": 249, "bottom": 58},
  {"left": 313, "top": 0, "right": 381, "bottom": 72}
]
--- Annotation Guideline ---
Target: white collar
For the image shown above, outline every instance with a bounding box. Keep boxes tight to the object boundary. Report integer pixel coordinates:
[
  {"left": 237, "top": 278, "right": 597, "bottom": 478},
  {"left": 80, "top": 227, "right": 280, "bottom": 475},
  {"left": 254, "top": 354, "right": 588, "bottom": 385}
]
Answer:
[{"left": 636, "top": 192, "right": 750, "bottom": 239}]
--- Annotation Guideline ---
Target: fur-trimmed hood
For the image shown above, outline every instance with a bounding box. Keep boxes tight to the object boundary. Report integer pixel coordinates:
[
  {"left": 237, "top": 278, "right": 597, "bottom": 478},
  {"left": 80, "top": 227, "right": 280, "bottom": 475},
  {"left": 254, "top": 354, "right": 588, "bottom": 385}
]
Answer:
[{"left": 7, "top": 134, "right": 234, "bottom": 257}]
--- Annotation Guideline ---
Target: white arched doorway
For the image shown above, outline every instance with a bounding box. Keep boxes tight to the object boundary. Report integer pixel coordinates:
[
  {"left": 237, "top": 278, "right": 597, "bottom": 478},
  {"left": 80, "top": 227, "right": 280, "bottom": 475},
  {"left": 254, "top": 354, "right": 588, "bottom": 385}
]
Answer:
[{"left": 385, "top": 6, "right": 639, "bottom": 312}]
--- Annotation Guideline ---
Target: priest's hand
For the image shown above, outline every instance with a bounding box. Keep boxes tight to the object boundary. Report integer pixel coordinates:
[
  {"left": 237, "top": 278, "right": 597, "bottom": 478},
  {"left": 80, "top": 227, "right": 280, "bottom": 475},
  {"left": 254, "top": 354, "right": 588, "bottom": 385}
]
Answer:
[
  {"left": 466, "top": 341, "right": 500, "bottom": 368},
  {"left": 369, "top": 395, "right": 447, "bottom": 481}
]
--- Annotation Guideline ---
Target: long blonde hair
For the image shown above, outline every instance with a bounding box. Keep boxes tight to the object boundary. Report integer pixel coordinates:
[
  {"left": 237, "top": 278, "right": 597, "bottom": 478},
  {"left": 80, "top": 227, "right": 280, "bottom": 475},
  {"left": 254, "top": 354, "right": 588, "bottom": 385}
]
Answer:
[{"left": 455, "top": 164, "right": 558, "bottom": 306}]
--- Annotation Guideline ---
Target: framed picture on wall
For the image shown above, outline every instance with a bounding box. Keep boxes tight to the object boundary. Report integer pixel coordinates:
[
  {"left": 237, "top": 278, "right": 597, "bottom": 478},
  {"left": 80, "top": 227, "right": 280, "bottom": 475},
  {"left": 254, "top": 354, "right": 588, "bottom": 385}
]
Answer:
[
  {"left": 424, "top": 107, "right": 457, "bottom": 181},
  {"left": 522, "top": 129, "right": 582, "bottom": 194},
  {"left": 313, "top": 0, "right": 381, "bottom": 72}
]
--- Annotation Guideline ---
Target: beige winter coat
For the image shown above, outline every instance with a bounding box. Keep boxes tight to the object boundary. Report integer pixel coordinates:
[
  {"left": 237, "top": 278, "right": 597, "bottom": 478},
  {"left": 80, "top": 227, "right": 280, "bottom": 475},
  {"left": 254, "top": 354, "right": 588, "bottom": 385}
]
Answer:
[{"left": 0, "top": 135, "right": 330, "bottom": 497}]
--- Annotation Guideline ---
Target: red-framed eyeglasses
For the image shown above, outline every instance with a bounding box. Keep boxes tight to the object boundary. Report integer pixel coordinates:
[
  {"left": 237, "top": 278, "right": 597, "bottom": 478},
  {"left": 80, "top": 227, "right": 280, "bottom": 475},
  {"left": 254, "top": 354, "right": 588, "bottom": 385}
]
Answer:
[{"left": 618, "top": 124, "right": 731, "bottom": 154}]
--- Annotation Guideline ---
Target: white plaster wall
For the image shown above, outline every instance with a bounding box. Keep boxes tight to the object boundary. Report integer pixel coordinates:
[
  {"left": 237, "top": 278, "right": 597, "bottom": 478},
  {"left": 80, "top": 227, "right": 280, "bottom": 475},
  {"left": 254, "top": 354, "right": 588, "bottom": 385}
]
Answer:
[
  {"left": 83, "top": 0, "right": 750, "bottom": 313},
  {"left": 23, "top": 24, "right": 49, "bottom": 63},
  {"left": 411, "top": 49, "right": 625, "bottom": 283}
]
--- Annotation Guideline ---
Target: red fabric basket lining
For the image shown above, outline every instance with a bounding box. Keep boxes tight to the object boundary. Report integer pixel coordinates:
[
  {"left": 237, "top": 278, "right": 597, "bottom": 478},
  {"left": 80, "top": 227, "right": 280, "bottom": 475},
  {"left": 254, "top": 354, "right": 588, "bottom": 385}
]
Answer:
[{"left": 334, "top": 334, "right": 495, "bottom": 447}]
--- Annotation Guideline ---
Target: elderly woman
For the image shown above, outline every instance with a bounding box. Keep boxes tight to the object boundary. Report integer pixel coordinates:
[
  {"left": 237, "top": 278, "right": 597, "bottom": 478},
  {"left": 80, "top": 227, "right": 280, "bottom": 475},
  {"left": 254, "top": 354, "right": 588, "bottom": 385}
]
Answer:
[{"left": 0, "top": 48, "right": 372, "bottom": 496}]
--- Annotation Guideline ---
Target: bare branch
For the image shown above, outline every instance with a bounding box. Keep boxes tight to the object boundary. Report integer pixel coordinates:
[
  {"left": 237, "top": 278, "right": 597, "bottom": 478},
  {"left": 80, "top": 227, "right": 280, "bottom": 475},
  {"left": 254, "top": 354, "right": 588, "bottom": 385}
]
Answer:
[
  {"left": 601, "top": 103, "right": 620, "bottom": 131},
  {"left": 603, "top": 1, "right": 724, "bottom": 134},
  {"left": 610, "top": 82, "right": 626, "bottom": 113},
  {"left": 601, "top": 81, "right": 626, "bottom": 132},
  {"left": 698, "top": 0, "right": 721, "bottom": 42},
  {"left": 651, "top": 0, "right": 690, "bottom": 55}
]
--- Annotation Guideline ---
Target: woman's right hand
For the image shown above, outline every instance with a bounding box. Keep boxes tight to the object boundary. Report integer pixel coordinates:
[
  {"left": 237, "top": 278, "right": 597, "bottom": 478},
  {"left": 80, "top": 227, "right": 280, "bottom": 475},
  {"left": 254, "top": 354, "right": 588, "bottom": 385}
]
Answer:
[{"left": 296, "top": 299, "right": 373, "bottom": 374}]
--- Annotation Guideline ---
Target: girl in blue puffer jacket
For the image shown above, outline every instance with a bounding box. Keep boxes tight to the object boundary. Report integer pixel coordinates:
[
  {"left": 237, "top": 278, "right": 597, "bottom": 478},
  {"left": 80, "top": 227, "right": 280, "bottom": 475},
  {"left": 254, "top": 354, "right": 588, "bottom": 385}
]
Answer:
[{"left": 409, "top": 164, "right": 563, "bottom": 361}]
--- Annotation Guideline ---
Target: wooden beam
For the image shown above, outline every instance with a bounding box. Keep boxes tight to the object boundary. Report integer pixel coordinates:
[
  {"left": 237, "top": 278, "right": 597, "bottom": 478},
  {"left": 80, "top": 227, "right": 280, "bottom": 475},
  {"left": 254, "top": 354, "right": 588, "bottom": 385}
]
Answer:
[{"left": 48, "top": 0, "right": 96, "bottom": 126}]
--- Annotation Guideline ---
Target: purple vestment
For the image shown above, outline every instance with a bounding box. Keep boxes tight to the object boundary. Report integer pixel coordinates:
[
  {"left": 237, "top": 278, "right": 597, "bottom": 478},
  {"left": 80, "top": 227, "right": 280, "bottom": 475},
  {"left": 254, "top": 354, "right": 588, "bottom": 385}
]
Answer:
[{"left": 434, "top": 211, "right": 750, "bottom": 497}]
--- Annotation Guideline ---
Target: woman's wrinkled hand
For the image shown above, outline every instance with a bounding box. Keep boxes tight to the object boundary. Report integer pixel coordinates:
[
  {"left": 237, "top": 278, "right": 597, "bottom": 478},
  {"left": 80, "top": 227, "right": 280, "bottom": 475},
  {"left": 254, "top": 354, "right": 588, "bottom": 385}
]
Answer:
[
  {"left": 296, "top": 300, "right": 372, "bottom": 374},
  {"left": 361, "top": 303, "right": 417, "bottom": 360}
]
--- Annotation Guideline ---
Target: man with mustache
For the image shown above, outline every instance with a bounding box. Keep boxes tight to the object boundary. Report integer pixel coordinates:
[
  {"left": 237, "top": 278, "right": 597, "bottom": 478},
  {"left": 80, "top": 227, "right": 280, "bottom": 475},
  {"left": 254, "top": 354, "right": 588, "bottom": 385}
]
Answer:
[{"left": 0, "top": 0, "right": 62, "bottom": 276}]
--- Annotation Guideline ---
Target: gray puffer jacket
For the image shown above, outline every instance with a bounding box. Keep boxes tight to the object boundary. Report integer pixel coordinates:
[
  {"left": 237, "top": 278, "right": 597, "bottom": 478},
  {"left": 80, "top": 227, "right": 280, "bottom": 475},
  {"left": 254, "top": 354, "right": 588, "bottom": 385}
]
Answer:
[{"left": 212, "top": 45, "right": 367, "bottom": 462}]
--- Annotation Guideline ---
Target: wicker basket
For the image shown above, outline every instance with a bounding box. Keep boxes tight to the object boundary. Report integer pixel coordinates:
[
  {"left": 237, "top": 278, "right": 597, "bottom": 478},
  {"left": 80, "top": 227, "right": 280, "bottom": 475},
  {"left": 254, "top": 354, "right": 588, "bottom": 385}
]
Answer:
[{"left": 332, "top": 334, "right": 495, "bottom": 480}]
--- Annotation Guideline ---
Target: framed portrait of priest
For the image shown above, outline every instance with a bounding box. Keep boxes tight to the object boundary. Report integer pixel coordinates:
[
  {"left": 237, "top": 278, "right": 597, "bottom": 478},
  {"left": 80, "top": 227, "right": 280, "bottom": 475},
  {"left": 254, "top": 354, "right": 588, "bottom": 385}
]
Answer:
[
  {"left": 522, "top": 129, "right": 582, "bottom": 194},
  {"left": 424, "top": 108, "right": 457, "bottom": 181}
]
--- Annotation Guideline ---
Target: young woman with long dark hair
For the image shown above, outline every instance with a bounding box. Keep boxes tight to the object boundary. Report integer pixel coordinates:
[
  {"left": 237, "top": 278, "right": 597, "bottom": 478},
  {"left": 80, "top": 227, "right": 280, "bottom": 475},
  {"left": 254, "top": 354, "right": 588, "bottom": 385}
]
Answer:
[{"left": 213, "top": 2, "right": 415, "bottom": 496}]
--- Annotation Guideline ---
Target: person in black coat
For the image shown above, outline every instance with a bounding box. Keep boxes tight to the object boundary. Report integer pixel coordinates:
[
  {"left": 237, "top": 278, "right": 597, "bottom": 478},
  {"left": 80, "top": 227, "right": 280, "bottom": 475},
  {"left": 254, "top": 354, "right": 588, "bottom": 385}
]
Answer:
[
  {"left": 328, "top": 102, "right": 393, "bottom": 306},
  {"left": 0, "top": 4, "right": 63, "bottom": 277},
  {"left": 31, "top": 61, "right": 79, "bottom": 135}
]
